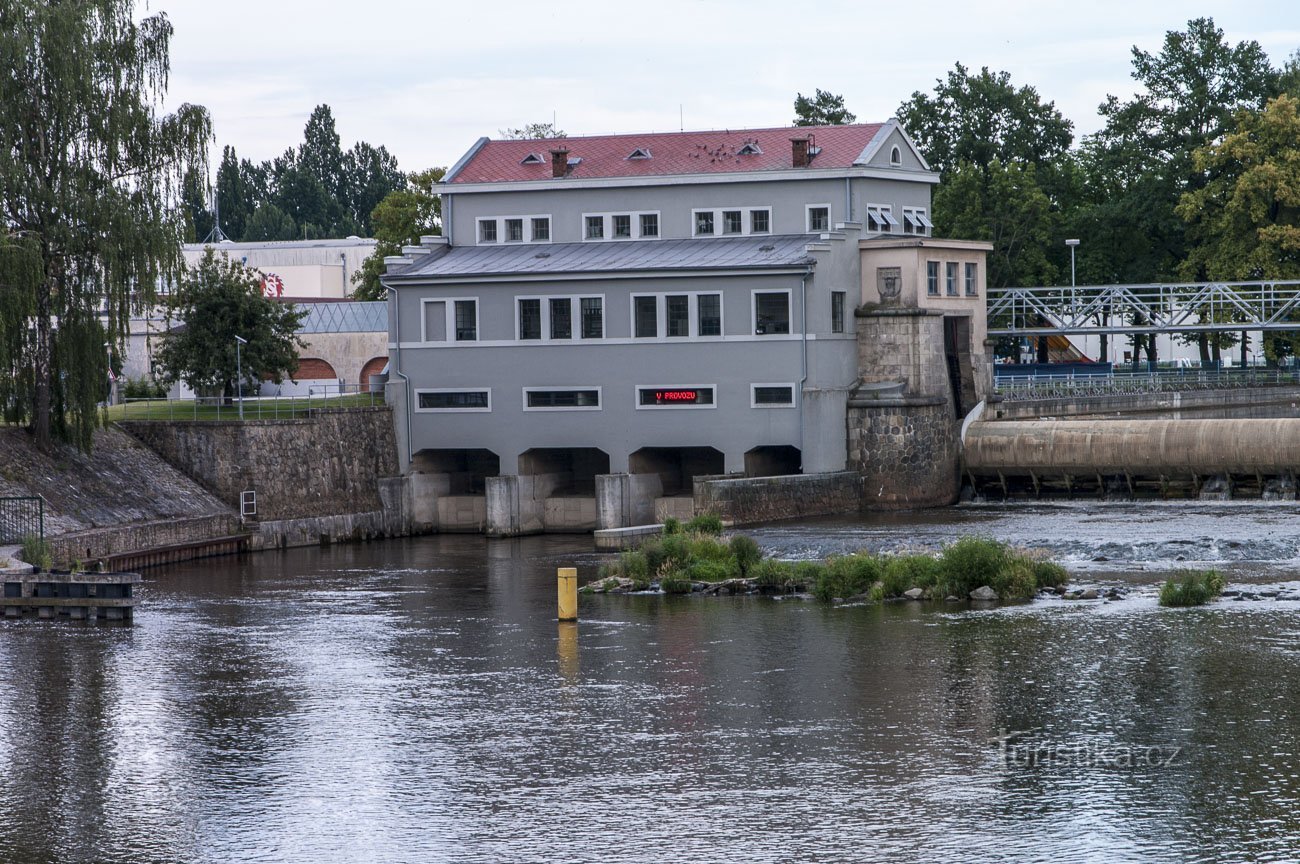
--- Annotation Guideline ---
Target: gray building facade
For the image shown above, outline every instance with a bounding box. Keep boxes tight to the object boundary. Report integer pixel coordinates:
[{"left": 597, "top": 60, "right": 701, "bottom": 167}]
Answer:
[{"left": 382, "top": 122, "right": 988, "bottom": 534}]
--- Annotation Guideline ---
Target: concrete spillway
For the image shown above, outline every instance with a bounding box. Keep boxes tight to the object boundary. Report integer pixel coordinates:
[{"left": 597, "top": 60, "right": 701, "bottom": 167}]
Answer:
[{"left": 963, "top": 419, "right": 1300, "bottom": 498}]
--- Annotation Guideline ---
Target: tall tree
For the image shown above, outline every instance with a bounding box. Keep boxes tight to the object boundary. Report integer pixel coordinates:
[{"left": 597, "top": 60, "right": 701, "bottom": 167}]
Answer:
[
  {"left": 154, "top": 249, "right": 306, "bottom": 400},
  {"left": 499, "top": 122, "right": 566, "bottom": 140},
  {"left": 897, "top": 64, "right": 1073, "bottom": 177},
  {"left": 342, "top": 141, "right": 404, "bottom": 236},
  {"left": 352, "top": 167, "right": 445, "bottom": 301},
  {"left": 1083, "top": 17, "right": 1279, "bottom": 282},
  {"left": 243, "top": 203, "right": 298, "bottom": 242},
  {"left": 898, "top": 64, "right": 1072, "bottom": 288},
  {"left": 214, "top": 145, "right": 269, "bottom": 242},
  {"left": 793, "top": 90, "right": 856, "bottom": 126},
  {"left": 0, "top": 1, "right": 211, "bottom": 451},
  {"left": 181, "top": 167, "right": 215, "bottom": 243}
]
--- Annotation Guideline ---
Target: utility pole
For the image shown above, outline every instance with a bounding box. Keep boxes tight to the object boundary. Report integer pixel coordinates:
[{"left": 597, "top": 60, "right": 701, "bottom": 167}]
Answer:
[{"left": 235, "top": 335, "right": 247, "bottom": 420}]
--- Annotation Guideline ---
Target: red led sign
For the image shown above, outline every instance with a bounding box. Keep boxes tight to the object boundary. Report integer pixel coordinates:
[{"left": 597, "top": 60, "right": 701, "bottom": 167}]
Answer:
[
  {"left": 640, "top": 387, "right": 714, "bottom": 406},
  {"left": 656, "top": 390, "right": 697, "bottom": 402}
]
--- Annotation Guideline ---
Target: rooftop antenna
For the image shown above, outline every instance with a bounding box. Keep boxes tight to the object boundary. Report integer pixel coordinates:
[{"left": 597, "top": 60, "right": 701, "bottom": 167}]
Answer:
[
  {"left": 680, "top": 104, "right": 683, "bottom": 131},
  {"left": 200, "top": 189, "right": 229, "bottom": 244}
]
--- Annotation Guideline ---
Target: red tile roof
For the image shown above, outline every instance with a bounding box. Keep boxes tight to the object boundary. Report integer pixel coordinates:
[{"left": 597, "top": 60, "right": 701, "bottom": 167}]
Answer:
[{"left": 446, "top": 123, "right": 887, "bottom": 184}]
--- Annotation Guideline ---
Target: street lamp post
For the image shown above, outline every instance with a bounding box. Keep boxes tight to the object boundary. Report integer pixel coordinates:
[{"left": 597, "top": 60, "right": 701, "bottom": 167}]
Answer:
[
  {"left": 1065, "top": 238, "right": 1082, "bottom": 361},
  {"left": 234, "top": 335, "right": 247, "bottom": 420}
]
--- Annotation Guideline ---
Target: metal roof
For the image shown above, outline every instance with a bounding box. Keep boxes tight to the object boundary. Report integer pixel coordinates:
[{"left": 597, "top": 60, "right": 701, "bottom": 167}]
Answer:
[
  {"left": 386, "top": 235, "right": 816, "bottom": 281},
  {"left": 294, "top": 301, "right": 387, "bottom": 333},
  {"left": 445, "top": 124, "right": 887, "bottom": 183}
]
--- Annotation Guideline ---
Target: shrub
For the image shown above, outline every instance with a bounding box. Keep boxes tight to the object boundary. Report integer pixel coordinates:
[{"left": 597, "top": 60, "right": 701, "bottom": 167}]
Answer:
[
  {"left": 660, "top": 574, "right": 693, "bottom": 594},
  {"left": 1032, "top": 561, "right": 1070, "bottom": 590},
  {"left": 685, "top": 513, "right": 723, "bottom": 535},
  {"left": 752, "top": 559, "right": 798, "bottom": 592},
  {"left": 880, "top": 554, "right": 939, "bottom": 597},
  {"left": 937, "top": 536, "right": 1010, "bottom": 598},
  {"left": 659, "top": 534, "right": 694, "bottom": 571},
  {"left": 1159, "top": 569, "right": 1226, "bottom": 607},
  {"left": 686, "top": 535, "right": 733, "bottom": 563},
  {"left": 997, "top": 558, "right": 1038, "bottom": 601},
  {"left": 818, "top": 554, "right": 882, "bottom": 601},
  {"left": 687, "top": 559, "right": 735, "bottom": 583},
  {"left": 662, "top": 517, "right": 682, "bottom": 536},
  {"left": 641, "top": 538, "right": 668, "bottom": 576},
  {"left": 619, "top": 550, "right": 649, "bottom": 583},
  {"left": 20, "top": 535, "right": 52, "bottom": 571},
  {"left": 729, "top": 535, "right": 762, "bottom": 576},
  {"left": 121, "top": 375, "right": 168, "bottom": 399}
]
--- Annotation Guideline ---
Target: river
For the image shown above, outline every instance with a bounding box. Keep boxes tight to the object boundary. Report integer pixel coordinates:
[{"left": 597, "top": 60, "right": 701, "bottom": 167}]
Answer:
[{"left": 4, "top": 503, "right": 1300, "bottom": 863}]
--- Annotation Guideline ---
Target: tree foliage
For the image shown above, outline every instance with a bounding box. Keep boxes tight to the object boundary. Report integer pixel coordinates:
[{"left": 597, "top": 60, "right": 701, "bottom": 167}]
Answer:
[
  {"left": 154, "top": 249, "right": 306, "bottom": 398},
  {"left": 0, "top": 1, "right": 211, "bottom": 451},
  {"left": 793, "top": 89, "right": 856, "bottom": 126},
  {"left": 499, "top": 123, "right": 566, "bottom": 140},
  {"left": 352, "top": 168, "right": 445, "bottom": 301}
]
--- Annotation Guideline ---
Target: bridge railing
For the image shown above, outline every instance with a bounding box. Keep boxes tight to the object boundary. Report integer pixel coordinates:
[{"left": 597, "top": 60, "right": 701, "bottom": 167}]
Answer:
[
  {"left": 994, "top": 367, "right": 1300, "bottom": 400},
  {"left": 106, "top": 383, "right": 385, "bottom": 422}
]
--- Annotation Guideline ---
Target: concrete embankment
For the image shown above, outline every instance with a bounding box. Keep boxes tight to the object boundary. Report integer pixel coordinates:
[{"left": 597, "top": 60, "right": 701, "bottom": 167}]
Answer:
[{"left": 964, "top": 418, "right": 1300, "bottom": 498}]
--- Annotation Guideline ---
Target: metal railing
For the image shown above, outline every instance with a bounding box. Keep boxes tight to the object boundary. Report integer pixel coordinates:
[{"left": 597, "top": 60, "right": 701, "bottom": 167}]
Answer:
[
  {"left": 995, "top": 367, "right": 1300, "bottom": 401},
  {"left": 988, "top": 279, "right": 1300, "bottom": 336},
  {"left": 110, "top": 383, "right": 386, "bottom": 422},
  {"left": 0, "top": 496, "right": 44, "bottom": 544}
]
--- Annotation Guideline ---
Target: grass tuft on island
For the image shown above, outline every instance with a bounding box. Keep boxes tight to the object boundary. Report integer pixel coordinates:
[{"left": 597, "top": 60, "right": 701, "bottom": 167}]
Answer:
[
  {"left": 1158, "top": 569, "right": 1226, "bottom": 607},
  {"left": 588, "top": 524, "right": 1068, "bottom": 604}
]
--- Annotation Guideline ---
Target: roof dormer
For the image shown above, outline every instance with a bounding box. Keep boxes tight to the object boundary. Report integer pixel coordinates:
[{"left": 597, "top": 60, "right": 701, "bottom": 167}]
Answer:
[
  {"left": 627, "top": 147, "right": 652, "bottom": 160},
  {"left": 520, "top": 152, "right": 545, "bottom": 165}
]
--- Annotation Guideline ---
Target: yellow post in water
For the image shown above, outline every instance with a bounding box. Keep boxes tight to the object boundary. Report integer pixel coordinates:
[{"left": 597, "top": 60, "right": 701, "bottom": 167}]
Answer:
[{"left": 557, "top": 567, "right": 578, "bottom": 621}]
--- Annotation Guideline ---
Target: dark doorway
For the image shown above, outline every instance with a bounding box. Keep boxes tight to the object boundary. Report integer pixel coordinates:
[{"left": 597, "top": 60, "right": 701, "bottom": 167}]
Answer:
[{"left": 943, "top": 316, "right": 976, "bottom": 419}]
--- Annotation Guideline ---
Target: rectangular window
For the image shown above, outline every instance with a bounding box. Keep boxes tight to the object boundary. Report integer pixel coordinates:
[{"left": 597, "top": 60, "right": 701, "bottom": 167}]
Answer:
[
  {"left": 695, "top": 211, "right": 715, "bottom": 235},
  {"left": 637, "top": 386, "right": 715, "bottom": 407},
  {"left": 965, "top": 262, "right": 978, "bottom": 296},
  {"left": 518, "top": 298, "right": 541, "bottom": 340},
  {"left": 722, "top": 210, "right": 743, "bottom": 234},
  {"left": 946, "top": 262, "right": 958, "bottom": 297},
  {"left": 418, "top": 390, "right": 490, "bottom": 411},
  {"left": 505, "top": 218, "right": 524, "bottom": 242},
  {"left": 531, "top": 217, "right": 550, "bottom": 241},
  {"left": 698, "top": 294, "right": 721, "bottom": 336},
  {"left": 634, "top": 295, "right": 658, "bottom": 338},
  {"left": 750, "top": 209, "right": 770, "bottom": 233},
  {"left": 666, "top": 295, "right": 690, "bottom": 337},
  {"left": 479, "top": 220, "right": 497, "bottom": 243},
  {"left": 454, "top": 300, "right": 477, "bottom": 341},
  {"left": 581, "top": 297, "right": 603, "bottom": 338},
  {"left": 904, "top": 208, "right": 932, "bottom": 236},
  {"left": 831, "top": 291, "right": 845, "bottom": 333},
  {"left": 754, "top": 291, "right": 790, "bottom": 335},
  {"left": 613, "top": 214, "right": 632, "bottom": 238},
  {"left": 525, "top": 388, "right": 601, "bottom": 409},
  {"left": 867, "top": 205, "right": 897, "bottom": 233},
  {"left": 639, "top": 213, "right": 659, "bottom": 238},
  {"left": 752, "top": 384, "right": 795, "bottom": 407},
  {"left": 807, "top": 205, "right": 829, "bottom": 232},
  {"left": 550, "top": 298, "right": 572, "bottom": 339},
  {"left": 422, "top": 300, "right": 446, "bottom": 342},
  {"left": 927, "top": 261, "right": 940, "bottom": 296},
  {"left": 585, "top": 215, "right": 604, "bottom": 240}
]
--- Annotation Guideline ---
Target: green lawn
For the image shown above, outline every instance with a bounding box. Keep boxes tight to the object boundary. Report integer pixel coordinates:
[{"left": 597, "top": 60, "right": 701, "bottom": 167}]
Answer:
[{"left": 104, "top": 392, "right": 385, "bottom": 422}]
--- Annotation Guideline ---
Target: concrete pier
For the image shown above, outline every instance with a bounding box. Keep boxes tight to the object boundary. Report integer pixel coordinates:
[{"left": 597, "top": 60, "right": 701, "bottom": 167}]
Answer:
[{"left": 2, "top": 571, "right": 141, "bottom": 622}]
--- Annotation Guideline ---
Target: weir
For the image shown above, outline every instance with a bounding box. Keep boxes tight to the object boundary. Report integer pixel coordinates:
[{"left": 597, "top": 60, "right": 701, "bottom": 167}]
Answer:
[{"left": 964, "top": 417, "right": 1300, "bottom": 500}]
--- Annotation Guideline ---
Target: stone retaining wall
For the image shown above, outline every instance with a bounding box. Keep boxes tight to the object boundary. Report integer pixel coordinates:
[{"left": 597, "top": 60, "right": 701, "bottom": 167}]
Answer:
[
  {"left": 694, "top": 472, "right": 862, "bottom": 526},
  {"left": 847, "top": 398, "right": 960, "bottom": 508},
  {"left": 121, "top": 408, "right": 399, "bottom": 521},
  {"left": 49, "top": 513, "right": 241, "bottom": 565}
]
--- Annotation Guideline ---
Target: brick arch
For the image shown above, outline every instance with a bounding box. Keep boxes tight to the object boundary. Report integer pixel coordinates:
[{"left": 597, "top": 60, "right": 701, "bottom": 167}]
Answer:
[
  {"left": 295, "top": 357, "right": 337, "bottom": 380},
  {"left": 359, "top": 356, "right": 388, "bottom": 392}
]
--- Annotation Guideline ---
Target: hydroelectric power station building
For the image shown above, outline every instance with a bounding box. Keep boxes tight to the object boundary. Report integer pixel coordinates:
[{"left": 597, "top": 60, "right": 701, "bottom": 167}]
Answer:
[{"left": 382, "top": 123, "right": 992, "bottom": 534}]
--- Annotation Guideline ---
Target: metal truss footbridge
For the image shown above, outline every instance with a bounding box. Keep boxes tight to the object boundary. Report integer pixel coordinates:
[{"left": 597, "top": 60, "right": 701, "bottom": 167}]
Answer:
[{"left": 987, "top": 280, "right": 1300, "bottom": 337}]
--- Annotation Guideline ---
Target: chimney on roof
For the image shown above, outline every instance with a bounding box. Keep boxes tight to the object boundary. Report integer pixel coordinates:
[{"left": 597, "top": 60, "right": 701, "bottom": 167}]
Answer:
[
  {"left": 790, "top": 136, "right": 811, "bottom": 168},
  {"left": 550, "top": 147, "right": 569, "bottom": 178}
]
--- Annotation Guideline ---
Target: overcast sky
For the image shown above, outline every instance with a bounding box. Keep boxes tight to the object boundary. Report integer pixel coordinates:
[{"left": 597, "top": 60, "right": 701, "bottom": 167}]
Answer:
[{"left": 155, "top": 0, "right": 1298, "bottom": 173}]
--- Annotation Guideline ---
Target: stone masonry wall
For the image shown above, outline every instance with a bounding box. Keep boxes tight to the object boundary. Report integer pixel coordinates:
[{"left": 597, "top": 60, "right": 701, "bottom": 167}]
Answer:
[
  {"left": 120, "top": 408, "right": 399, "bottom": 522},
  {"left": 848, "top": 399, "right": 959, "bottom": 508},
  {"left": 694, "top": 472, "right": 862, "bottom": 526}
]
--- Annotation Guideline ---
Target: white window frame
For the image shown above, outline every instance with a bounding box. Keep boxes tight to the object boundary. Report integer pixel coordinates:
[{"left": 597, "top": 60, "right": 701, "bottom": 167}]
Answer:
[
  {"left": 476, "top": 214, "right": 552, "bottom": 245},
  {"left": 751, "top": 288, "right": 793, "bottom": 336},
  {"left": 692, "top": 206, "right": 774, "bottom": 238},
  {"left": 902, "top": 207, "right": 932, "bottom": 236},
  {"left": 831, "top": 291, "right": 846, "bottom": 334},
  {"left": 514, "top": 293, "right": 605, "bottom": 342},
  {"left": 926, "top": 261, "right": 941, "bottom": 296},
  {"left": 628, "top": 291, "right": 725, "bottom": 340},
  {"left": 750, "top": 383, "right": 797, "bottom": 409},
  {"left": 414, "top": 388, "right": 492, "bottom": 413},
  {"left": 946, "top": 262, "right": 959, "bottom": 297},
  {"left": 634, "top": 384, "right": 718, "bottom": 411},
  {"left": 503, "top": 217, "right": 525, "bottom": 244},
  {"left": 865, "top": 204, "right": 898, "bottom": 233},
  {"left": 522, "top": 386, "right": 603, "bottom": 412},
  {"left": 964, "top": 262, "right": 979, "bottom": 297},
  {"left": 582, "top": 211, "right": 661, "bottom": 242},
  {"left": 806, "top": 203, "right": 831, "bottom": 233},
  {"left": 890, "top": 145, "right": 902, "bottom": 166},
  {"left": 423, "top": 297, "right": 480, "bottom": 344}
]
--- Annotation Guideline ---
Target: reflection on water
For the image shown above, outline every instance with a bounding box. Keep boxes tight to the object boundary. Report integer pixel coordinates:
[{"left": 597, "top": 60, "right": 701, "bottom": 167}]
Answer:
[{"left": 3, "top": 508, "right": 1300, "bottom": 862}]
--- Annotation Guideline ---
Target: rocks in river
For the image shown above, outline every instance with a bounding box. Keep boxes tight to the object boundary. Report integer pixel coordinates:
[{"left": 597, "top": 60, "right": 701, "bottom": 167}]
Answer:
[
  {"left": 969, "top": 586, "right": 998, "bottom": 601},
  {"left": 1079, "top": 588, "right": 1100, "bottom": 600},
  {"left": 903, "top": 587, "right": 925, "bottom": 601},
  {"left": 945, "top": 595, "right": 961, "bottom": 602}
]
